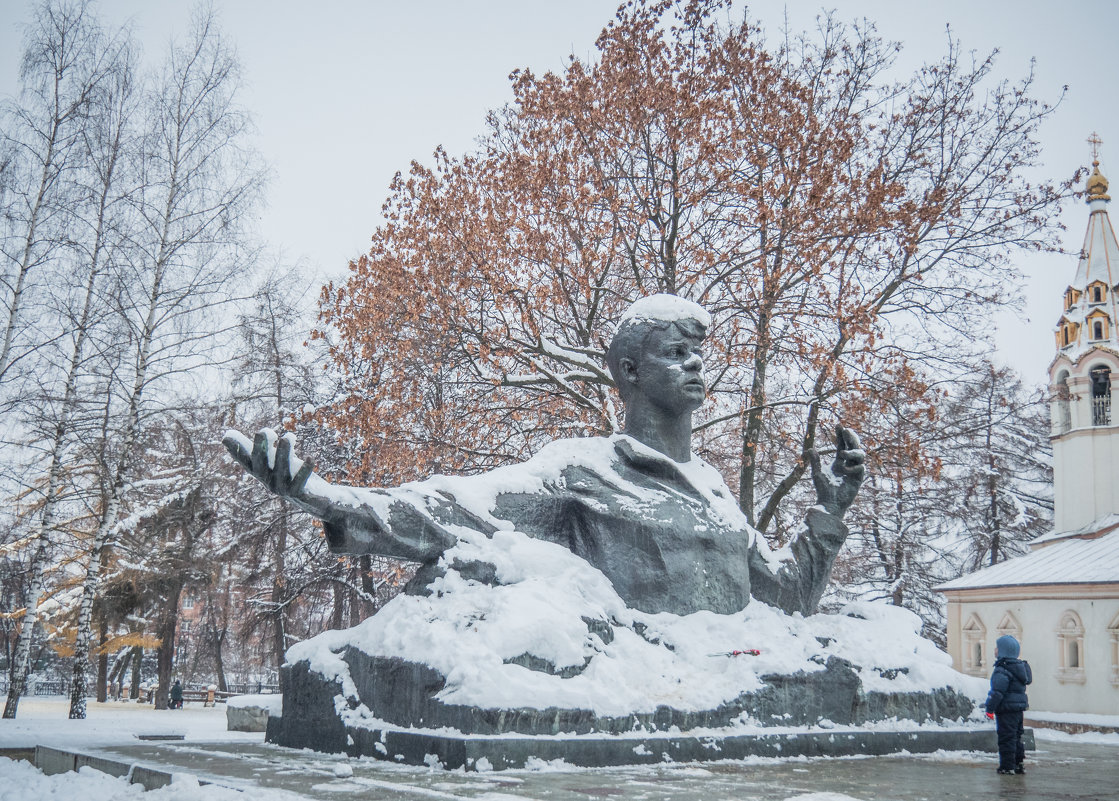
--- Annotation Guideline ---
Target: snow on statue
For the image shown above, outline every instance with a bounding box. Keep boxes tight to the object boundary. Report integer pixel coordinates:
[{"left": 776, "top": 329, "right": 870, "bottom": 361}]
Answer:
[{"left": 223, "top": 294, "right": 866, "bottom": 618}]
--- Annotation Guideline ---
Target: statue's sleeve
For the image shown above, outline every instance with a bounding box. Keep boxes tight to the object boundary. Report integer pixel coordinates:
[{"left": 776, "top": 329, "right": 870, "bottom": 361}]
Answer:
[
  {"left": 316, "top": 458, "right": 575, "bottom": 565},
  {"left": 319, "top": 487, "right": 496, "bottom": 564},
  {"left": 747, "top": 506, "right": 849, "bottom": 616}
]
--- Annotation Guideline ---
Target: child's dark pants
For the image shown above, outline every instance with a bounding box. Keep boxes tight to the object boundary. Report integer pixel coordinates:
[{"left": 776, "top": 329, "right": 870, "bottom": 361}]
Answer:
[{"left": 996, "top": 710, "right": 1025, "bottom": 771}]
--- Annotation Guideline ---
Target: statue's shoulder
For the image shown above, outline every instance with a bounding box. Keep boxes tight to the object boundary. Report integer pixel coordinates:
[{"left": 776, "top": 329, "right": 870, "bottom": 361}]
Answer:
[
  {"left": 522, "top": 435, "right": 620, "bottom": 479},
  {"left": 412, "top": 436, "right": 619, "bottom": 506}
]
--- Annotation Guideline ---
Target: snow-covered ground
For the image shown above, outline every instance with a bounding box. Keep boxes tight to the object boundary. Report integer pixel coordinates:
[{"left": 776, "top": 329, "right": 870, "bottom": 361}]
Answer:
[
  {"left": 0, "top": 697, "right": 298, "bottom": 800},
  {"left": 1, "top": 696, "right": 1117, "bottom": 800}
]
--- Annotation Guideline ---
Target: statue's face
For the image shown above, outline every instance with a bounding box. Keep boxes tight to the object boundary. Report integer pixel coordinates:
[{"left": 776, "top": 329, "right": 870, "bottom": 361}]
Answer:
[{"left": 631, "top": 323, "right": 706, "bottom": 415}]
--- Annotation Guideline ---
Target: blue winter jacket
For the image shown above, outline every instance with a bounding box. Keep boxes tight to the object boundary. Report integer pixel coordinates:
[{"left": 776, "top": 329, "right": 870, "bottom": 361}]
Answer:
[{"left": 985, "top": 657, "right": 1032, "bottom": 713}]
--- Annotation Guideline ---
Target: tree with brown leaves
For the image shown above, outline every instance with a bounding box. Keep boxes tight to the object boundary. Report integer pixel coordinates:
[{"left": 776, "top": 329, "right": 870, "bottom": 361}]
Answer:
[{"left": 315, "top": 1, "right": 1070, "bottom": 552}]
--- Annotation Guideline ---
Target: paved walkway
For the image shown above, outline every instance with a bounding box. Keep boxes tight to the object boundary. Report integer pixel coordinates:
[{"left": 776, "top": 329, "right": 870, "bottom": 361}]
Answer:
[{"left": 96, "top": 737, "right": 1118, "bottom": 800}]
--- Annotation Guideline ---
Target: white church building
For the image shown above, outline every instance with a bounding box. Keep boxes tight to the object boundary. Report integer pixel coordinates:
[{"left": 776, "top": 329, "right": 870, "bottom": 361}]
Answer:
[{"left": 937, "top": 146, "right": 1119, "bottom": 720}]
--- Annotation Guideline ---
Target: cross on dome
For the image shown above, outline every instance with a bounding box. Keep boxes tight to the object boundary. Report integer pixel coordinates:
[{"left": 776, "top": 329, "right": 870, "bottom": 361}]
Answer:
[{"left": 1088, "top": 131, "right": 1103, "bottom": 162}]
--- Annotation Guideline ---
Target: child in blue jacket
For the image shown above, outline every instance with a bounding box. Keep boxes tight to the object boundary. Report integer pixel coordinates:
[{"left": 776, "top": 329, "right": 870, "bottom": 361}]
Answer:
[{"left": 985, "top": 634, "right": 1032, "bottom": 775}]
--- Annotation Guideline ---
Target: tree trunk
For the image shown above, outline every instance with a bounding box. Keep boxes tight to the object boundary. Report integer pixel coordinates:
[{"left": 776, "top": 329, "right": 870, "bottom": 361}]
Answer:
[
  {"left": 94, "top": 617, "right": 109, "bottom": 704},
  {"left": 360, "top": 555, "right": 377, "bottom": 619},
  {"left": 69, "top": 534, "right": 116, "bottom": 717},
  {"left": 738, "top": 294, "right": 775, "bottom": 528},
  {"left": 154, "top": 587, "right": 182, "bottom": 710},
  {"left": 271, "top": 505, "right": 289, "bottom": 688},
  {"left": 3, "top": 532, "right": 51, "bottom": 719},
  {"left": 129, "top": 647, "right": 142, "bottom": 700},
  {"left": 212, "top": 632, "right": 227, "bottom": 693},
  {"left": 331, "top": 578, "right": 346, "bottom": 630}
]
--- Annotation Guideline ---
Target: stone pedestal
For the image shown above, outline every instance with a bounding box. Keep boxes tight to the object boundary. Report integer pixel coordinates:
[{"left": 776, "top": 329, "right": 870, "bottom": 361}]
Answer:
[
  {"left": 266, "top": 649, "right": 977, "bottom": 768},
  {"left": 227, "top": 694, "right": 282, "bottom": 732}
]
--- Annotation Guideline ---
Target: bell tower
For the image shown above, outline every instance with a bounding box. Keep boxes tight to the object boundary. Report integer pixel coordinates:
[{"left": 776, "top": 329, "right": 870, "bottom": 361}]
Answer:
[{"left": 1049, "top": 134, "right": 1119, "bottom": 533}]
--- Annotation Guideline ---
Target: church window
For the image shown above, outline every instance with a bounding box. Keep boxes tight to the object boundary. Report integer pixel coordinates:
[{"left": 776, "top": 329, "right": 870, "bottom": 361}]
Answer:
[
  {"left": 1092, "top": 284, "right": 1105, "bottom": 303},
  {"left": 1091, "top": 366, "right": 1112, "bottom": 426},
  {"left": 1093, "top": 321, "right": 1104, "bottom": 340},
  {"left": 963, "top": 613, "right": 987, "bottom": 676},
  {"left": 1056, "top": 610, "right": 1086, "bottom": 684},
  {"left": 997, "top": 611, "right": 1022, "bottom": 642}
]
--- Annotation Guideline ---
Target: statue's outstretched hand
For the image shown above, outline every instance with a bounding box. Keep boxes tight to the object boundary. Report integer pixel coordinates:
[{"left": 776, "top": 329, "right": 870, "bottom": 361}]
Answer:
[
  {"left": 809, "top": 425, "right": 866, "bottom": 518},
  {"left": 222, "top": 429, "right": 327, "bottom": 515}
]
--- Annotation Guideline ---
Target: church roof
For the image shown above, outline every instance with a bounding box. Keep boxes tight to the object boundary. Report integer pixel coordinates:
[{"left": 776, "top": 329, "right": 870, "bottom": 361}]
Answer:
[
  {"left": 1052, "top": 156, "right": 1119, "bottom": 365},
  {"left": 1029, "top": 512, "right": 1119, "bottom": 547},
  {"left": 936, "top": 529, "right": 1119, "bottom": 591}
]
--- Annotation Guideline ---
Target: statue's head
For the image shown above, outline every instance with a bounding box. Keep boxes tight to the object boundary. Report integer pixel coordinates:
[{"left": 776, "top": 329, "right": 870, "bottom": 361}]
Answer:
[{"left": 607, "top": 294, "right": 710, "bottom": 416}]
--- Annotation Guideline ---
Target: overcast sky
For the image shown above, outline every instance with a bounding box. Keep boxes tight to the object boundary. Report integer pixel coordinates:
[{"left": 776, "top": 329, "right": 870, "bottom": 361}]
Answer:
[{"left": 2, "top": 0, "right": 1117, "bottom": 385}]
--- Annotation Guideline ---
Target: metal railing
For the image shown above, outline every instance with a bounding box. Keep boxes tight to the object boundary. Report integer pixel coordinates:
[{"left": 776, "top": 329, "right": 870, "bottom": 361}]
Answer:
[
  {"left": 1093, "top": 396, "right": 1111, "bottom": 426},
  {"left": 0, "top": 679, "right": 71, "bottom": 696}
]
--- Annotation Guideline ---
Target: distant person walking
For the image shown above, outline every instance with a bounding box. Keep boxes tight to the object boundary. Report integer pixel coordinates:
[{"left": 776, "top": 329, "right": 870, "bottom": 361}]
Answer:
[
  {"left": 985, "top": 635, "right": 1032, "bottom": 775},
  {"left": 170, "top": 680, "right": 184, "bottom": 710}
]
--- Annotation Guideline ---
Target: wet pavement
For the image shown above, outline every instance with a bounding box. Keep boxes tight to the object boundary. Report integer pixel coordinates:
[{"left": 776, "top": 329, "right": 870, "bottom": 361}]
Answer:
[{"left": 96, "top": 736, "right": 1119, "bottom": 800}]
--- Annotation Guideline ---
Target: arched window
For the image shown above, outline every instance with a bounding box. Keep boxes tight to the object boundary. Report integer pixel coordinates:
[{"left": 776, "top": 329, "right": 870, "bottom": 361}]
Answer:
[
  {"left": 1091, "top": 366, "right": 1112, "bottom": 426},
  {"left": 1063, "top": 327, "right": 1070, "bottom": 346},
  {"left": 963, "top": 613, "right": 987, "bottom": 676},
  {"left": 1094, "top": 321, "right": 1105, "bottom": 340},
  {"left": 1093, "top": 285, "right": 1104, "bottom": 303},
  {"left": 1056, "top": 610, "right": 1086, "bottom": 684}
]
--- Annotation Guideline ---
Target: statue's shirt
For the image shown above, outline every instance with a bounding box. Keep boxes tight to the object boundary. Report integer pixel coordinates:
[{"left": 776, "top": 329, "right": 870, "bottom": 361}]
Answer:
[{"left": 317, "top": 435, "right": 846, "bottom": 616}]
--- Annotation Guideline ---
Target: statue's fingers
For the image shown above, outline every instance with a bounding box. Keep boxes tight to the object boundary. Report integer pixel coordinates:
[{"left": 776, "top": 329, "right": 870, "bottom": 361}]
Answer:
[
  {"left": 274, "top": 436, "right": 292, "bottom": 492},
  {"left": 839, "top": 449, "right": 865, "bottom": 473},
  {"left": 251, "top": 430, "right": 271, "bottom": 478},
  {"left": 835, "top": 425, "right": 860, "bottom": 452},
  {"left": 221, "top": 433, "right": 252, "bottom": 471},
  {"left": 291, "top": 459, "right": 314, "bottom": 496}
]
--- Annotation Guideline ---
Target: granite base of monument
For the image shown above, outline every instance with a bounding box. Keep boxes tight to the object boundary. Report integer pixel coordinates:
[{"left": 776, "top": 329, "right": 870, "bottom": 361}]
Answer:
[
  {"left": 266, "top": 649, "right": 988, "bottom": 769},
  {"left": 266, "top": 715, "right": 1027, "bottom": 770}
]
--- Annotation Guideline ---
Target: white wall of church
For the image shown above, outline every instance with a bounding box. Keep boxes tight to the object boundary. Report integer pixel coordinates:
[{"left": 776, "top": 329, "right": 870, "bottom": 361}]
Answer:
[
  {"left": 1052, "top": 427, "right": 1119, "bottom": 532},
  {"left": 945, "top": 593, "right": 1119, "bottom": 715}
]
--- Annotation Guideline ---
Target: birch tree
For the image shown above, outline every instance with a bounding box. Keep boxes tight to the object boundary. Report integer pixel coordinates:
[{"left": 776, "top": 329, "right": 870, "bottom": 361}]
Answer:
[
  {"left": 64, "top": 5, "right": 264, "bottom": 718},
  {"left": 0, "top": 0, "right": 123, "bottom": 392},
  {"left": 2, "top": 0, "right": 133, "bottom": 719}
]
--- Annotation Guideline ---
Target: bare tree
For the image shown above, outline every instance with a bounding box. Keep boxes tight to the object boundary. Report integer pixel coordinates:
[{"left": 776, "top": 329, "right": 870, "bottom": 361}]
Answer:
[
  {"left": 64, "top": 4, "right": 264, "bottom": 718},
  {"left": 0, "top": 0, "right": 124, "bottom": 390},
  {"left": 942, "top": 362, "right": 1052, "bottom": 568},
  {"left": 2, "top": 0, "right": 133, "bottom": 720}
]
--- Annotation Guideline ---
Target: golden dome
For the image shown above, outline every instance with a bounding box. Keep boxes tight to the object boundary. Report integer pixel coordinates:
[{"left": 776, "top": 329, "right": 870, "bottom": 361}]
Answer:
[{"left": 1087, "top": 160, "right": 1110, "bottom": 200}]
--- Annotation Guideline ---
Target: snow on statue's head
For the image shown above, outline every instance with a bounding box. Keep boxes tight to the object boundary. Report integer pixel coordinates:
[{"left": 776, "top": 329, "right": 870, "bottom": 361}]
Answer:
[{"left": 607, "top": 294, "right": 711, "bottom": 403}]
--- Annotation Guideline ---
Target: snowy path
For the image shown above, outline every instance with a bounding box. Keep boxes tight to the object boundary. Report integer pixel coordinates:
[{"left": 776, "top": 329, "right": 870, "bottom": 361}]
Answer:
[{"left": 1, "top": 698, "right": 1117, "bottom": 800}]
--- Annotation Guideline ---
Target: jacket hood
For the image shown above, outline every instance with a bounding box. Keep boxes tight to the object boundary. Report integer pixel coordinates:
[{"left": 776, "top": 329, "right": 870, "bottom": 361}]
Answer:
[
  {"left": 996, "top": 656, "right": 1030, "bottom": 683},
  {"left": 996, "top": 634, "right": 1020, "bottom": 659}
]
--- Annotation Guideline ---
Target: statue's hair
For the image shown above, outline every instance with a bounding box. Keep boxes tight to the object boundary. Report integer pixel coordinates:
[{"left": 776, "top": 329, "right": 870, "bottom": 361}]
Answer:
[{"left": 606, "top": 316, "right": 707, "bottom": 401}]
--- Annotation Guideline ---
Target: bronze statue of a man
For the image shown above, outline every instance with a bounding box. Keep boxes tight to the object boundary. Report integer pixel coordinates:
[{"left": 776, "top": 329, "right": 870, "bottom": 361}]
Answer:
[{"left": 224, "top": 295, "right": 864, "bottom": 616}]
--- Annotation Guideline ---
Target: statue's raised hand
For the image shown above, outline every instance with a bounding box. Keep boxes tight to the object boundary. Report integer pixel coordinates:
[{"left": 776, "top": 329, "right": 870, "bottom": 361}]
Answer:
[
  {"left": 222, "top": 428, "right": 328, "bottom": 516},
  {"left": 809, "top": 425, "right": 866, "bottom": 518}
]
